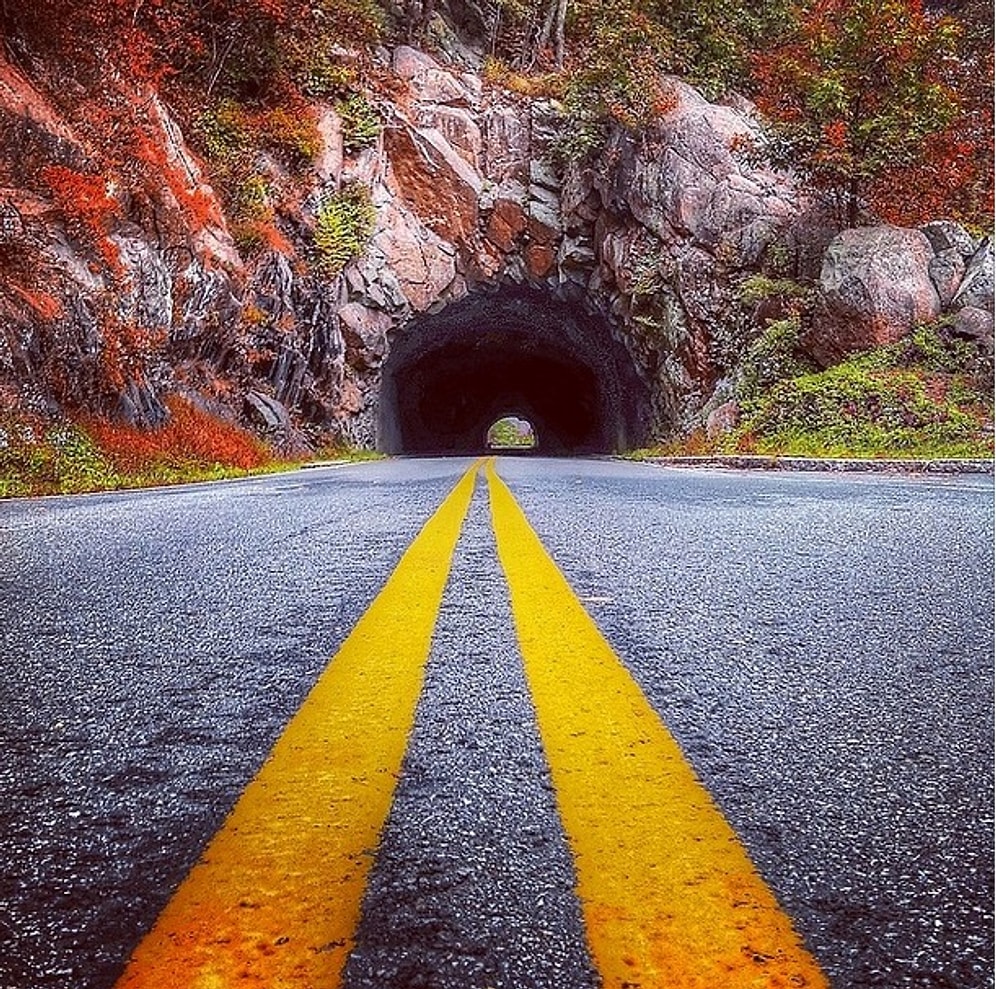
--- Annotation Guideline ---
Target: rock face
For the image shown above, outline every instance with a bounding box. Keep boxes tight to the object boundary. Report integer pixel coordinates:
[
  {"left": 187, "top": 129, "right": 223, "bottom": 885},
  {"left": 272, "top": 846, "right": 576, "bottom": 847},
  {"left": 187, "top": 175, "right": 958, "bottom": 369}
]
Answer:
[{"left": 0, "top": 42, "right": 989, "bottom": 450}]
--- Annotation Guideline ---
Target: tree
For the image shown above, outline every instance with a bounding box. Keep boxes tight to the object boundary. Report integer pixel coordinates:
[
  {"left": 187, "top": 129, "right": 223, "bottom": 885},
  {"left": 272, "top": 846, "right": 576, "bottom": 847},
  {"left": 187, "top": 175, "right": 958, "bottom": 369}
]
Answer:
[
  {"left": 752, "top": 0, "right": 964, "bottom": 227},
  {"left": 876, "top": 0, "right": 994, "bottom": 229}
]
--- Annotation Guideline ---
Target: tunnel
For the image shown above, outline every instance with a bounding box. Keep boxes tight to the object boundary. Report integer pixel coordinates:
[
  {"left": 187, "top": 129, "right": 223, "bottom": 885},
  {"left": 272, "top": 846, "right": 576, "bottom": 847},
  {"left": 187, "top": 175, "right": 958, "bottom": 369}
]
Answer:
[{"left": 377, "top": 286, "right": 651, "bottom": 455}]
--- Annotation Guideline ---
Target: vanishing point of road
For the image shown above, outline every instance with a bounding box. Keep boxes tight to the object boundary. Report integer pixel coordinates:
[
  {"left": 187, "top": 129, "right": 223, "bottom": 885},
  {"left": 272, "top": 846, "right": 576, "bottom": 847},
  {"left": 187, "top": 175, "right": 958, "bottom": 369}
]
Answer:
[{"left": 1, "top": 457, "right": 992, "bottom": 989}]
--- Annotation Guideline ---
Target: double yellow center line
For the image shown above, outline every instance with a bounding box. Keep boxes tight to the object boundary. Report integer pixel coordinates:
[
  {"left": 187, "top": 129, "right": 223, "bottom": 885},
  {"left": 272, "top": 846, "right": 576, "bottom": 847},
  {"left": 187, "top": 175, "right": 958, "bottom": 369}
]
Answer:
[{"left": 115, "top": 460, "right": 827, "bottom": 989}]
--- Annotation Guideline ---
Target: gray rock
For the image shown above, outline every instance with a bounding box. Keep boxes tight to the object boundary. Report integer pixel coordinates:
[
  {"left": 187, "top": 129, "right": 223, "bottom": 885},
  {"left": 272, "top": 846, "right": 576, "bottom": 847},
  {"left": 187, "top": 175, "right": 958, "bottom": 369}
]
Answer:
[
  {"left": 527, "top": 185, "right": 563, "bottom": 239},
  {"left": 529, "top": 157, "right": 560, "bottom": 192},
  {"left": 414, "top": 104, "right": 482, "bottom": 168},
  {"left": 338, "top": 302, "right": 392, "bottom": 368},
  {"left": 118, "top": 378, "right": 168, "bottom": 428},
  {"left": 920, "top": 220, "right": 977, "bottom": 258},
  {"left": 244, "top": 389, "right": 292, "bottom": 432},
  {"left": 949, "top": 306, "right": 994, "bottom": 356},
  {"left": 315, "top": 107, "right": 344, "bottom": 183},
  {"left": 952, "top": 239, "right": 994, "bottom": 314},
  {"left": 251, "top": 251, "right": 295, "bottom": 321},
  {"left": 928, "top": 248, "right": 967, "bottom": 308},
  {"left": 107, "top": 229, "right": 173, "bottom": 331},
  {"left": 481, "top": 103, "right": 530, "bottom": 184},
  {"left": 593, "top": 79, "right": 800, "bottom": 267},
  {"left": 393, "top": 45, "right": 478, "bottom": 108},
  {"left": 706, "top": 400, "right": 739, "bottom": 439}
]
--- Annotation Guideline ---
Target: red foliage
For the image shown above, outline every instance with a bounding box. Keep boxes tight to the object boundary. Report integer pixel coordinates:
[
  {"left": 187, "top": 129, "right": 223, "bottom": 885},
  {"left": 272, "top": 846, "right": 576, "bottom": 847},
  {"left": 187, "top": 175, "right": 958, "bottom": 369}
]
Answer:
[
  {"left": 132, "top": 130, "right": 224, "bottom": 230},
  {"left": 10, "top": 285, "right": 64, "bottom": 321},
  {"left": 870, "top": 122, "right": 994, "bottom": 227},
  {"left": 750, "top": 0, "right": 981, "bottom": 226},
  {"left": 866, "top": 40, "right": 994, "bottom": 228},
  {"left": 40, "top": 164, "right": 123, "bottom": 273},
  {"left": 98, "top": 315, "right": 163, "bottom": 393},
  {"left": 88, "top": 395, "right": 270, "bottom": 471},
  {"left": 255, "top": 221, "right": 296, "bottom": 255}
]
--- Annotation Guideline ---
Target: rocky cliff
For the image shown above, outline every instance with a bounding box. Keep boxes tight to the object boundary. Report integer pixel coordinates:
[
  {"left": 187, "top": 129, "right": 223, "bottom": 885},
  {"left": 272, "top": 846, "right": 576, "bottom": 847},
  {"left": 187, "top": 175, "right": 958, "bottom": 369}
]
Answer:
[{"left": 1, "top": 38, "right": 992, "bottom": 455}]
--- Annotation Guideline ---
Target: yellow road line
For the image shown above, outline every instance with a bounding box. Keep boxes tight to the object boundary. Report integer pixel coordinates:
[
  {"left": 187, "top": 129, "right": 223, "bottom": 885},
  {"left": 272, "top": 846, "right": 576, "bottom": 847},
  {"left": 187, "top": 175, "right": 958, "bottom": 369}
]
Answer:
[
  {"left": 486, "top": 461, "right": 828, "bottom": 989},
  {"left": 115, "top": 461, "right": 481, "bottom": 989}
]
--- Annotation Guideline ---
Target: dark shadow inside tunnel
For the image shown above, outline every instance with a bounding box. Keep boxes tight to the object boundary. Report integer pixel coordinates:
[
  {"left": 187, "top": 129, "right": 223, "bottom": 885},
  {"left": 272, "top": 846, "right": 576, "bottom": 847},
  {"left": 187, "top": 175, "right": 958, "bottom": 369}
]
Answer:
[{"left": 377, "top": 287, "right": 651, "bottom": 456}]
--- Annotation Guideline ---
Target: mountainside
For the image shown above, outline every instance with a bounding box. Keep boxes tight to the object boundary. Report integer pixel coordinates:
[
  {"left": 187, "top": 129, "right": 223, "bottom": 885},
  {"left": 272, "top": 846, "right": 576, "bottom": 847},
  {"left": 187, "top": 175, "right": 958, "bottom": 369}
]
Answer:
[{"left": 0, "top": 0, "right": 992, "bottom": 493}]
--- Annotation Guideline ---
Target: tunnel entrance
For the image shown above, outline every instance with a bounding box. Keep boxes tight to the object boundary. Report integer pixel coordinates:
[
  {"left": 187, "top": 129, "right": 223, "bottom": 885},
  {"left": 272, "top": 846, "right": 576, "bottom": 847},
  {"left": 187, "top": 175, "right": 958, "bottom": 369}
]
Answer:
[{"left": 377, "top": 286, "right": 651, "bottom": 455}]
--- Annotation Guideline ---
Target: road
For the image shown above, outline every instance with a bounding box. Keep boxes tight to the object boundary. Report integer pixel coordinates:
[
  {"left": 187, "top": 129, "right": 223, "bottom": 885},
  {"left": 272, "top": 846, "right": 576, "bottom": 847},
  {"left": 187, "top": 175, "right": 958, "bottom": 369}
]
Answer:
[{"left": 0, "top": 457, "right": 992, "bottom": 988}]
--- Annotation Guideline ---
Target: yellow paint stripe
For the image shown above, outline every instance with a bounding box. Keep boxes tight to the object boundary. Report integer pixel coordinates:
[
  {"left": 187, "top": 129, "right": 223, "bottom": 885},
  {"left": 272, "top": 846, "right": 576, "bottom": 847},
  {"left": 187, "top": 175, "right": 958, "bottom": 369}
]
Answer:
[
  {"left": 486, "top": 461, "right": 828, "bottom": 989},
  {"left": 115, "top": 461, "right": 481, "bottom": 989}
]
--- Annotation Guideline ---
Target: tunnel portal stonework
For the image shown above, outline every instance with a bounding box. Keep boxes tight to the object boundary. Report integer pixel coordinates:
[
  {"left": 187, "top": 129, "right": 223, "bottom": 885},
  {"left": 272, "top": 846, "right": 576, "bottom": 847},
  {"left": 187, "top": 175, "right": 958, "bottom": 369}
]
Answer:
[{"left": 378, "top": 286, "right": 651, "bottom": 455}]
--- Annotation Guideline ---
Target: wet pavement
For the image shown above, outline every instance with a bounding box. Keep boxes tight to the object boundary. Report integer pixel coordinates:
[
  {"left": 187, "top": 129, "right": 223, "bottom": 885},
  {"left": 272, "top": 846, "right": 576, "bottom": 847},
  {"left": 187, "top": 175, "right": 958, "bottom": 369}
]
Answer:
[{"left": 0, "top": 457, "right": 992, "bottom": 988}]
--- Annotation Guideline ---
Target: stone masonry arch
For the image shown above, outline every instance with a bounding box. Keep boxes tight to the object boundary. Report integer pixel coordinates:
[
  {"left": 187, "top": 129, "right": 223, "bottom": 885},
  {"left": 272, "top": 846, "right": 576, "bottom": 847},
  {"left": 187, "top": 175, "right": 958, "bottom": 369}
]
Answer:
[{"left": 377, "top": 285, "right": 651, "bottom": 455}]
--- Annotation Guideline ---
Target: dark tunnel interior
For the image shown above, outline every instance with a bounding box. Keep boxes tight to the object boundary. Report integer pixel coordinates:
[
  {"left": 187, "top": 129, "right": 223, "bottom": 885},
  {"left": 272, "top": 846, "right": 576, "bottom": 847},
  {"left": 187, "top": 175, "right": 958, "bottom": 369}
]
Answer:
[{"left": 377, "top": 287, "right": 651, "bottom": 456}]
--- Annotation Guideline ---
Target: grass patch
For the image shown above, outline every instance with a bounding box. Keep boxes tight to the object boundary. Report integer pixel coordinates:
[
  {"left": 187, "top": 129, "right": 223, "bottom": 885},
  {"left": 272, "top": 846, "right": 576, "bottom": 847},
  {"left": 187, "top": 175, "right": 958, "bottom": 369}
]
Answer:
[{"left": 641, "top": 327, "right": 994, "bottom": 461}]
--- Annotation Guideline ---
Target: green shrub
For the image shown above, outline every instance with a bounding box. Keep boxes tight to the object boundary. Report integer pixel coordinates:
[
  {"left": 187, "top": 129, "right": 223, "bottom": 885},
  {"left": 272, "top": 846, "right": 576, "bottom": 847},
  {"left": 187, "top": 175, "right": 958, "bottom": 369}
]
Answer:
[
  {"left": 900, "top": 321, "right": 982, "bottom": 376},
  {"left": 194, "top": 100, "right": 252, "bottom": 166},
  {"left": 232, "top": 173, "right": 272, "bottom": 223},
  {"left": 336, "top": 94, "right": 381, "bottom": 153},
  {"left": 551, "top": 97, "right": 607, "bottom": 166},
  {"left": 0, "top": 420, "right": 122, "bottom": 497},
  {"left": 736, "top": 274, "right": 811, "bottom": 304},
  {"left": 736, "top": 316, "right": 815, "bottom": 401},
  {"left": 729, "top": 357, "right": 992, "bottom": 458},
  {"left": 313, "top": 184, "right": 376, "bottom": 276},
  {"left": 258, "top": 106, "right": 323, "bottom": 167},
  {"left": 301, "top": 59, "right": 357, "bottom": 99}
]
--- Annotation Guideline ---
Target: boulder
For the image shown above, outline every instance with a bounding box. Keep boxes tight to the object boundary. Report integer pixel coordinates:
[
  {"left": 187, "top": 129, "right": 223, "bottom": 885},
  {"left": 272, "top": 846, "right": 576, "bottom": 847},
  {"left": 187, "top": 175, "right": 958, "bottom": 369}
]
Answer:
[
  {"left": 928, "top": 248, "right": 966, "bottom": 308},
  {"left": 593, "top": 78, "right": 801, "bottom": 266},
  {"left": 118, "top": 378, "right": 168, "bottom": 428},
  {"left": 383, "top": 118, "right": 481, "bottom": 242},
  {"left": 808, "top": 226, "right": 941, "bottom": 365},
  {"left": 952, "top": 239, "right": 994, "bottom": 314},
  {"left": 368, "top": 198, "right": 458, "bottom": 312},
  {"left": 920, "top": 220, "right": 977, "bottom": 259},
  {"left": 949, "top": 306, "right": 994, "bottom": 356},
  {"left": 245, "top": 390, "right": 292, "bottom": 432},
  {"left": 706, "top": 400, "right": 739, "bottom": 439}
]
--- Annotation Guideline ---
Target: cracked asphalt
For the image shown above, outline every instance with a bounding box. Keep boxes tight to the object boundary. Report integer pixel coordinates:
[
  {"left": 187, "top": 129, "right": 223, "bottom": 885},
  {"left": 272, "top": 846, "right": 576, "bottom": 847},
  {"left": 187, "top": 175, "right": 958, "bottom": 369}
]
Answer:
[{"left": 0, "top": 457, "right": 992, "bottom": 988}]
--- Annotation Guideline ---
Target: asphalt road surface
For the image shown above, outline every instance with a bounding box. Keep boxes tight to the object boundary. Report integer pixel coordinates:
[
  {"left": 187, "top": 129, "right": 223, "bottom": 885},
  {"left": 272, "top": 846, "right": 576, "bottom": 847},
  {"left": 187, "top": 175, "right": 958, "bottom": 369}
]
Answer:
[{"left": 0, "top": 457, "right": 992, "bottom": 989}]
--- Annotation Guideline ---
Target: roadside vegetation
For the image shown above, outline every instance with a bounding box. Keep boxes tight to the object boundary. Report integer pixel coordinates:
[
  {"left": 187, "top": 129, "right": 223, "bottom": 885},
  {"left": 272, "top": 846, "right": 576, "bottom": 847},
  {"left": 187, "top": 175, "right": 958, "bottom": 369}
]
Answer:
[
  {"left": 0, "top": 401, "right": 373, "bottom": 499},
  {"left": 640, "top": 325, "right": 994, "bottom": 461}
]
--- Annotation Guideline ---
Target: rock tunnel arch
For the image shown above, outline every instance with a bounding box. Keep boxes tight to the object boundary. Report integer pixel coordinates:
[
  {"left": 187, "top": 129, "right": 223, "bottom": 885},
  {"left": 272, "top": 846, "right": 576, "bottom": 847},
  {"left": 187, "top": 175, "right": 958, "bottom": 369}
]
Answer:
[{"left": 377, "top": 286, "right": 651, "bottom": 456}]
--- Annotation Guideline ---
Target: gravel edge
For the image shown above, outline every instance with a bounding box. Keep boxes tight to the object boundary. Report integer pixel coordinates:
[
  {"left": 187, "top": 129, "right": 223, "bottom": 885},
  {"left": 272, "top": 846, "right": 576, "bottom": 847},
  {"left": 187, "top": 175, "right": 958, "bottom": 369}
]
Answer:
[{"left": 632, "top": 455, "right": 995, "bottom": 474}]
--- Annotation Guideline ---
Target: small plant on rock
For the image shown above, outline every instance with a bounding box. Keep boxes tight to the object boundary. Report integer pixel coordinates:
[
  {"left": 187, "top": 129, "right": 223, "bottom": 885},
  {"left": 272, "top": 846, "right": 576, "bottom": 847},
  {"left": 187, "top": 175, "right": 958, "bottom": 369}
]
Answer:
[
  {"left": 312, "top": 184, "right": 376, "bottom": 276},
  {"left": 335, "top": 94, "right": 382, "bottom": 153},
  {"left": 736, "top": 274, "right": 811, "bottom": 306}
]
